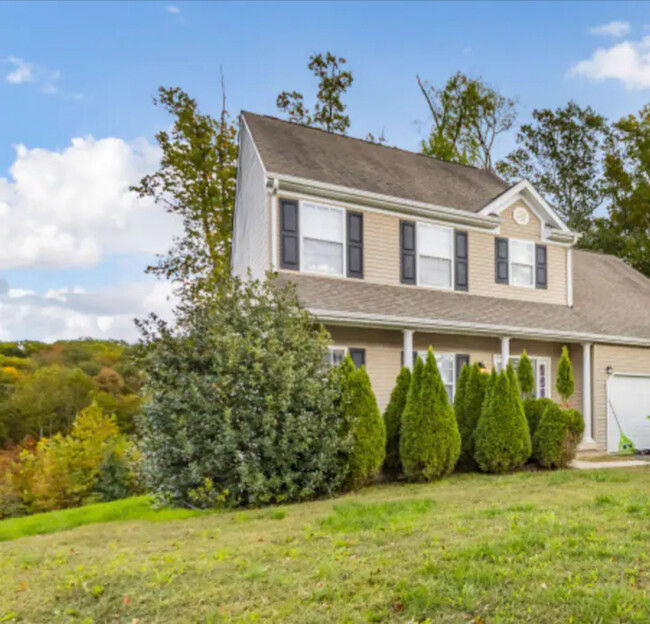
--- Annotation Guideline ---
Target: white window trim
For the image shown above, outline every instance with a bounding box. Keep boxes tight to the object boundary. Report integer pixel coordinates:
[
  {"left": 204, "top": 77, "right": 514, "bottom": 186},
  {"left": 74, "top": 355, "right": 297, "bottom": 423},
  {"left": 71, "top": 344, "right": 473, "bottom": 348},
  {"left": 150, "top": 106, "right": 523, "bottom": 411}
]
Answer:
[
  {"left": 299, "top": 200, "right": 347, "bottom": 277},
  {"left": 508, "top": 238, "right": 536, "bottom": 289},
  {"left": 416, "top": 222, "right": 454, "bottom": 291},
  {"left": 327, "top": 345, "right": 348, "bottom": 366},
  {"left": 493, "top": 354, "right": 552, "bottom": 399},
  {"left": 415, "top": 350, "right": 457, "bottom": 400}
]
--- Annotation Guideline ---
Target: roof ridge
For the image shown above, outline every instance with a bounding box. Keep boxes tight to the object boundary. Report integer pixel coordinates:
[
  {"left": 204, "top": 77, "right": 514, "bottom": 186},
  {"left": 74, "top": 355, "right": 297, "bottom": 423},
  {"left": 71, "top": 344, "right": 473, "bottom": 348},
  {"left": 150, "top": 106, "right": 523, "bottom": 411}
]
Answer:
[{"left": 240, "top": 110, "right": 509, "bottom": 182}]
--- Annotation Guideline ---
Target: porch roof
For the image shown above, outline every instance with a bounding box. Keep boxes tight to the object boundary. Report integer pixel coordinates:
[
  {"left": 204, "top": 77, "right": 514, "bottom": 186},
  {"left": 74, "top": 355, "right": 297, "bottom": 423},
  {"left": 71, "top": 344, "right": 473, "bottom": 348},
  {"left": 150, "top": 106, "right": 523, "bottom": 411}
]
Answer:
[{"left": 276, "top": 250, "right": 650, "bottom": 346}]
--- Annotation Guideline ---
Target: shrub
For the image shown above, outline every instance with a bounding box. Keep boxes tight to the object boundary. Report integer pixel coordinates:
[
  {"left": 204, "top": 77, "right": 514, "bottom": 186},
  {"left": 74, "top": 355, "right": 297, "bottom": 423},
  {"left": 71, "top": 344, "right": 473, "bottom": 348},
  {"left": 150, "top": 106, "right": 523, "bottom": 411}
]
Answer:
[
  {"left": 457, "top": 364, "right": 486, "bottom": 471},
  {"left": 453, "top": 363, "right": 470, "bottom": 463},
  {"left": 400, "top": 349, "right": 460, "bottom": 481},
  {"left": 533, "top": 404, "right": 584, "bottom": 469},
  {"left": 474, "top": 369, "right": 531, "bottom": 474},
  {"left": 342, "top": 358, "right": 386, "bottom": 489},
  {"left": 523, "top": 397, "right": 555, "bottom": 438},
  {"left": 137, "top": 275, "right": 351, "bottom": 508},
  {"left": 383, "top": 366, "right": 411, "bottom": 471},
  {"left": 556, "top": 345, "right": 575, "bottom": 406},
  {"left": 517, "top": 350, "right": 535, "bottom": 398}
]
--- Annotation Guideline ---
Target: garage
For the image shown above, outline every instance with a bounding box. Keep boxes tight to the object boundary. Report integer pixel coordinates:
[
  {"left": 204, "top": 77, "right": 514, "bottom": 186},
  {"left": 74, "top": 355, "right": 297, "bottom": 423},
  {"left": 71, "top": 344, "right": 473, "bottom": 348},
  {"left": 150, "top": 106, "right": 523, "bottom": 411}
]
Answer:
[{"left": 607, "top": 374, "right": 650, "bottom": 453}]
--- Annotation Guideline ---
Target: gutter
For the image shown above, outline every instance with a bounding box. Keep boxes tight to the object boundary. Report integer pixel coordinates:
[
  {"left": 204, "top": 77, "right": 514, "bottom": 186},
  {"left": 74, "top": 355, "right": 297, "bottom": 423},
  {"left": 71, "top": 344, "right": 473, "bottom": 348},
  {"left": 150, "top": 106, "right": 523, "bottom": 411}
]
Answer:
[
  {"left": 310, "top": 308, "right": 650, "bottom": 348},
  {"left": 266, "top": 173, "right": 501, "bottom": 230}
]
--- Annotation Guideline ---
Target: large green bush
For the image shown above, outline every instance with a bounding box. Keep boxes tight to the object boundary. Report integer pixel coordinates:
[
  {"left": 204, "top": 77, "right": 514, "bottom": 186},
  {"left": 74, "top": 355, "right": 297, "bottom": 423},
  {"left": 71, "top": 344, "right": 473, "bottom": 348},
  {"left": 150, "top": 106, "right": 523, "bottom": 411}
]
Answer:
[
  {"left": 383, "top": 366, "right": 411, "bottom": 471},
  {"left": 474, "top": 369, "right": 531, "bottom": 474},
  {"left": 137, "top": 275, "right": 352, "bottom": 508},
  {"left": 342, "top": 358, "right": 386, "bottom": 489},
  {"left": 456, "top": 363, "right": 486, "bottom": 471},
  {"left": 400, "top": 349, "right": 460, "bottom": 481},
  {"left": 533, "top": 404, "right": 584, "bottom": 469},
  {"left": 523, "top": 397, "right": 555, "bottom": 438}
]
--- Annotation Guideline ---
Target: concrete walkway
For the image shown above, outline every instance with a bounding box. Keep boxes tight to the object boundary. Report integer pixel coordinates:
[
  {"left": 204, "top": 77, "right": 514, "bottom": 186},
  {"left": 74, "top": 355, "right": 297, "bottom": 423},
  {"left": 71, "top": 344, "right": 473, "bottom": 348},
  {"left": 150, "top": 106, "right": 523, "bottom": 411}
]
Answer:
[{"left": 571, "top": 458, "right": 649, "bottom": 469}]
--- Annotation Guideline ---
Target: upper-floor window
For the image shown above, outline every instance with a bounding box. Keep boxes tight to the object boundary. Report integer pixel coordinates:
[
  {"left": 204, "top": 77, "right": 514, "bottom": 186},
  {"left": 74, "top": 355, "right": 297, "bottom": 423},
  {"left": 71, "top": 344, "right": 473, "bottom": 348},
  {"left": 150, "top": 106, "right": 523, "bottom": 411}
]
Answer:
[
  {"left": 417, "top": 223, "right": 454, "bottom": 290},
  {"left": 301, "top": 202, "right": 345, "bottom": 276},
  {"left": 510, "top": 239, "right": 535, "bottom": 288}
]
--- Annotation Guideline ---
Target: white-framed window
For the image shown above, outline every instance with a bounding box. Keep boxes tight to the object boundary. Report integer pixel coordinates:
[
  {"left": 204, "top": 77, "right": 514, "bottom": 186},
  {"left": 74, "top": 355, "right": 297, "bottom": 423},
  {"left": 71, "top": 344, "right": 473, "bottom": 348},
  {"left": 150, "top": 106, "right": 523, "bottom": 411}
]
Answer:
[
  {"left": 415, "top": 351, "right": 456, "bottom": 401},
  {"left": 417, "top": 223, "right": 453, "bottom": 290},
  {"left": 300, "top": 201, "right": 345, "bottom": 276},
  {"left": 493, "top": 354, "right": 551, "bottom": 398},
  {"left": 326, "top": 346, "right": 347, "bottom": 366},
  {"left": 509, "top": 239, "right": 535, "bottom": 288}
]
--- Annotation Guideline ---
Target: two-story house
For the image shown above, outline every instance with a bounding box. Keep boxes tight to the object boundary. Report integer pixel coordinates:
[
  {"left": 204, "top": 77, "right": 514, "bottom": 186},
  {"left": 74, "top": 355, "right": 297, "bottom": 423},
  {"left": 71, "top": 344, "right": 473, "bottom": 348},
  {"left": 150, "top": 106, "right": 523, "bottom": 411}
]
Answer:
[{"left": 232, "top": 112, "right": 650, "bottom": 454}]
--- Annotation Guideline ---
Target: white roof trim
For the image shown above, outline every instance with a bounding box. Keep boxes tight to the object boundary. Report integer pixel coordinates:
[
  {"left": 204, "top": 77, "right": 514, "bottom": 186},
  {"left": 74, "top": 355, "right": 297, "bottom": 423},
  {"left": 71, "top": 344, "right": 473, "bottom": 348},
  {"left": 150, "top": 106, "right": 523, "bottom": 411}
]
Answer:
[{"left": 478, "top": 180, "right": 571, "bottom": 234}]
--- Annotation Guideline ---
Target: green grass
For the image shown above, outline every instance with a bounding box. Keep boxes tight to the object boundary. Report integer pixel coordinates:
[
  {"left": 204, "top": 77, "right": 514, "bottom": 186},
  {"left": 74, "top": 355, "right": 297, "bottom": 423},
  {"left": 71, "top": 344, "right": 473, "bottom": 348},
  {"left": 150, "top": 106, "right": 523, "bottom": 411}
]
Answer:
[
  {"left": 0, "top": 496, "right": 211, "bottom": 542},
  {"left": 2, "top": 467, "right": 650, "bottom": 623}
]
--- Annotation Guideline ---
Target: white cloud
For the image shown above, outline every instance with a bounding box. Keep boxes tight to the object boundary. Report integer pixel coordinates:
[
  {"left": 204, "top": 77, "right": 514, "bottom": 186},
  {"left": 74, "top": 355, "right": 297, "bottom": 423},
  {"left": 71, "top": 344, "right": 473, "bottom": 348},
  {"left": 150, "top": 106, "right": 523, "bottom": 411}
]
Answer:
[
  {"left": 6, "top": 57, "right": 34, "bottom": 84},
  {"left": 166, "top": 5, "right": 180, "bottom": 13},
  {"left": 589, "top": 21, "right": 630, "bottom": 38},
  {"left": 0, "top": 136, "right": 181, "bottom": 269},
  {"left": 0, "top": 280, "right": 175, "bottom": 342}
]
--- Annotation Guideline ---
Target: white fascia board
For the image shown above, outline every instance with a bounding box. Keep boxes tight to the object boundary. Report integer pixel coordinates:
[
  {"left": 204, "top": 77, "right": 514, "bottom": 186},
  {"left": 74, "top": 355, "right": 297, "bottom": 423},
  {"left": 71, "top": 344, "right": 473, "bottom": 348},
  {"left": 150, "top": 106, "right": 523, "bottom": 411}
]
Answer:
[
  {"left": 479, "top": 180, "right": 573, "bottom": 235},
  {"left": 311, "top": 308, "right": 650, "bottom": 348},
  {"left": 268, "top": 172, "right": 501, "bottom": 230}
]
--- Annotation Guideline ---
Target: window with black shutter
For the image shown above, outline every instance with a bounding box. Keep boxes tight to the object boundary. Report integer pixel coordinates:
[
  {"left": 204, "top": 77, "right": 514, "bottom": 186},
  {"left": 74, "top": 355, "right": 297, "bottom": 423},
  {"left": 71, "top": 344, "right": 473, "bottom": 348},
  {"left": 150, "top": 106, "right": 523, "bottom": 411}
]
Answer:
[
  {"left": 535, "top": 244, "right": 548, "bottom": 289},
  {"left": 347, "top": 211, "right": 363, "bottom": 278},
  {"left": 455, "top": 354, "right": 470, "bottom": 380},
  {"left": 280, "top": 199, "right": 299, "bottom": 270},
  {"left": 454, "top": 230, "right": 468, "bottom": 291},
  {"left": 400, "top": 220, "right": 416, "bottom": 284},
  {"left": 349, "top": 348, "right": 366, "bottom": 370},
  {"left": 495, "top": 237, "right": 509, "bottom": 284}
]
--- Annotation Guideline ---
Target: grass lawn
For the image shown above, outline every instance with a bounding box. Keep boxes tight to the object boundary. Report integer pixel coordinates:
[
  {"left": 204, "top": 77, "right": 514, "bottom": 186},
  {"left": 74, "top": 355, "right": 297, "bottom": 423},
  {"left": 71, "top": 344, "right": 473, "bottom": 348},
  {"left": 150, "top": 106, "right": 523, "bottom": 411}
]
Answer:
[{"left": 2, "top": 467, "right": 650, "bottom": 623}]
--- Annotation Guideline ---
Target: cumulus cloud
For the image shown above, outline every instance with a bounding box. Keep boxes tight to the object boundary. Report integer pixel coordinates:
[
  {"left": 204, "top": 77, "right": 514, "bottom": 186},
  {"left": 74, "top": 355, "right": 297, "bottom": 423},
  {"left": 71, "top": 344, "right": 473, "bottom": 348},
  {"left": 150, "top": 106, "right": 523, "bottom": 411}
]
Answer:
[
  {"left": 0, "top": 280, "right": 175, "bottom": 342},
  {"left": 6, "top": 57, "right": 34, "bottom": 84},
  {"left": 589, "top": 21, "right": 630, "bottom": 38},
  {"left": 0, "top": 136, "right": 181, "bottom": 269},
  {"left": 568, "top": 36, "right": 650, "bottom": 89}
]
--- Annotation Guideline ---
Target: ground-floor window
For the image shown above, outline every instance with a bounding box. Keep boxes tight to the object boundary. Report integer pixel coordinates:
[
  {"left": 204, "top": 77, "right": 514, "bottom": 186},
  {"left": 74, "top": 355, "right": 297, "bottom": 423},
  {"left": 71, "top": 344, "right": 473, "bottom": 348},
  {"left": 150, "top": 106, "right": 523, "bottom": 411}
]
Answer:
[
  {"left": 326, "top": 346, "right": 366, "bottom": 370},
  {"left": 415, "top": 351, "right": 456, "bottom": 402},
  {"left": 327, "top": 346, "right": 347, "bottom": 366},
  {"left": 493, "top": 354, "right": 551, "bottom": 398}
]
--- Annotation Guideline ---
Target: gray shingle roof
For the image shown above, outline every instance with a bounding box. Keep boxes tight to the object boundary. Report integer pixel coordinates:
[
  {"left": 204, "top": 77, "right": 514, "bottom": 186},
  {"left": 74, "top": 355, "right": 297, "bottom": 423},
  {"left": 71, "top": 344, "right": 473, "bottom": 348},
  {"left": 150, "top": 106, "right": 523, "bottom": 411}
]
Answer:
[
  {"left": 277, "top": 251, "right": 650, "bottom": 343},
  {"left": 242, "top": 112, "right": 510, "bottom": 213}
]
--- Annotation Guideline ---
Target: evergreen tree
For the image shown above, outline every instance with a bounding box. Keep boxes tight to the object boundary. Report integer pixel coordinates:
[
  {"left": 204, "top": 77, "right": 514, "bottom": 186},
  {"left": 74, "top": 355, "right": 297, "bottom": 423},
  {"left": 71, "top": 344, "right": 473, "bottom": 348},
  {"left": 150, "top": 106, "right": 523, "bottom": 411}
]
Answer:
[
  {"left": 457, "top": 364, "right": 486, "bottom": 471},
  {"left": 383, "top": 367, "right": 411, "bottom": 471},
  {"left": 400, "top": 349, "right": 460, "bottom": 481},
  {"left": 517, "top": 350, "right": 535, "bottom": 398},
  {"left": 507, "top": 362, "right": 532, "bottom": 458},
  {"left": 483, "top": 367, "right": 498, "bottom": 410},
  {"left": 399, "top": 357, "right": 424, "bottom": 472},
  {"left": 454, "top": 362, "right": 470, "bottom": 431},
  {"left": 343, "top": 359, "right": 386, "bottom": 490},
  {"left": 533, "top": 403, "right": 583, "bottom": 469},
  {"left": 556, "top": 346, "right": 575, "bottom": 406},
  {"left": 474, "top": 370, "right": 531, "bottom": 473}
]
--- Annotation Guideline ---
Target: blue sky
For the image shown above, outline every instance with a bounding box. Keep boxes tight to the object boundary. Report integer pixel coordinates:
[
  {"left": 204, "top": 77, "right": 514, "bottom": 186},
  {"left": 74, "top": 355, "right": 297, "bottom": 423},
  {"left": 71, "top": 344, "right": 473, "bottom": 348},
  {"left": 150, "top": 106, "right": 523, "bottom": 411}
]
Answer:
[{"left": 1, "top": 0, "right": 649, "bottom": 341}]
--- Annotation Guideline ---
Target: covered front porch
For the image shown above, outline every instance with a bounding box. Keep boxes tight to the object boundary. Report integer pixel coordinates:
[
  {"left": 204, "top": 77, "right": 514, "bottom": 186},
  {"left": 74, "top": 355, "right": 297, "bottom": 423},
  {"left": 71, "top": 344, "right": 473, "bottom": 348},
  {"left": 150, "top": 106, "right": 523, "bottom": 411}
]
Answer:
[{"left": 327, "top": 325, "right": 597, "bottom": 450}]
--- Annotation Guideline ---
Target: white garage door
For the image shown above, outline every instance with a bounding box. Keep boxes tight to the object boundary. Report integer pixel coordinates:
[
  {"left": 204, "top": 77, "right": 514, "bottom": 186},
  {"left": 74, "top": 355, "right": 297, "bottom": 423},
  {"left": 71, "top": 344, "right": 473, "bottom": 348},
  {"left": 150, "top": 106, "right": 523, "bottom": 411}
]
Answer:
[{"left": 607, "top": 374, "right": 650, "bottom": 453}]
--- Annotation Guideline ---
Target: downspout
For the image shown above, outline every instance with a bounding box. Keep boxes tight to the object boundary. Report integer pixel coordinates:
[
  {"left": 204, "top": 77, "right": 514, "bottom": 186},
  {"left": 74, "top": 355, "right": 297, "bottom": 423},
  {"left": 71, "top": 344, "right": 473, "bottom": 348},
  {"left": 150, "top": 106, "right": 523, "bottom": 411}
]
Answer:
[{"left": 269, "top": 177, "right": 279, "bottom": 271}]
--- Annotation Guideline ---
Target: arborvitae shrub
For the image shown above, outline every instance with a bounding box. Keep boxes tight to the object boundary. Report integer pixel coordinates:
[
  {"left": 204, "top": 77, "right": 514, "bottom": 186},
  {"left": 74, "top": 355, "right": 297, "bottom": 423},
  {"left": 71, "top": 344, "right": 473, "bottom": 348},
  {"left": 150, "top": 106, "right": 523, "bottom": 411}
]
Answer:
[
  {"left": 343, "top": 359, "right": 386, "bottom": 490},
  {"left": 517, "top": 350, "right": 535, "bottom": 398},
  {"left": 383, "top": 366, "right": 411, "bottom": 471},
  {"left": 507, "top": 362, "right": 532, "bottom": 459},
  {"left": 473, "top": 370, "right": 531, "bottom": 474},
  {"left": 453, "top": 363, "right": 470, "bottom": 449},
  {"left": 533, "top": 404, "right": 585, "bottom": 469},
  {"left": 556, "top": 345, "right": 575, "bottom": 406},
  {"left": 456, "top": 364, "right": 485, "bottom": 471},
  {"left": 523, "top": 397, "right": 555, "bottom": 438},
  {"left": 400, "top": 349, "right": 460, "bottom": 481}
]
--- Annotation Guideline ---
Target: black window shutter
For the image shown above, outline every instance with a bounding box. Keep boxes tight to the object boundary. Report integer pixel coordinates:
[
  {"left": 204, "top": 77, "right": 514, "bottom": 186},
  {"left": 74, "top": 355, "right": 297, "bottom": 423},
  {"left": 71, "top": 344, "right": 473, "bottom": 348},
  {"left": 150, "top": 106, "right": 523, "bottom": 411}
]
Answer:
[
  {"left": 455, "top": 354, "right": 470, "bottom": 381},
  {"left": 280, "top": 199, "right": 299, "bottom": 270},
  {"left": 347, "top": 211, "right": 364, "bottom": 278},
  {"left": 349, "top": 348, "right": 366, "bottom": 370},
  {"left": 400, "top": 220, "right": 416, "bottom": 285},
  {"left": 495, "top": 237, "right": 509, "bottom": 284},
  {"left": 454, "top": 230, "right": 468, "bottom": 291},
  {"left": 535, "top": 244, "right": 547, "bottom": 289}
]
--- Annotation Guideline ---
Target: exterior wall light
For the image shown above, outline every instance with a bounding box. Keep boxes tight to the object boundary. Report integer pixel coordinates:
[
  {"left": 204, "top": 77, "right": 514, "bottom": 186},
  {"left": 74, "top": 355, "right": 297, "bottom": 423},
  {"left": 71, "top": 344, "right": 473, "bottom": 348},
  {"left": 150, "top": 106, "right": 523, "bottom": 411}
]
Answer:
[{"left": 606, "top": 366, "right": 613, "bottom": 375}]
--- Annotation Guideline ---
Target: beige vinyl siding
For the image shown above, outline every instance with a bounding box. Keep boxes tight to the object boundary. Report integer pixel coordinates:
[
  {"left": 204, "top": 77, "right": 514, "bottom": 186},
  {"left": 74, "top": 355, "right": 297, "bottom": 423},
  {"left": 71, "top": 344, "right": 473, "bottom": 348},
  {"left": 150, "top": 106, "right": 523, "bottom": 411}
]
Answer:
[
  {"left": 592, "top": 344, "right": 650, "bottom": 451},
  {"left": 277, "top": 197, "right": 569, "bottom": 306},
  {"left": 327, "top": 325, "right": 583, "bottom": 415}
]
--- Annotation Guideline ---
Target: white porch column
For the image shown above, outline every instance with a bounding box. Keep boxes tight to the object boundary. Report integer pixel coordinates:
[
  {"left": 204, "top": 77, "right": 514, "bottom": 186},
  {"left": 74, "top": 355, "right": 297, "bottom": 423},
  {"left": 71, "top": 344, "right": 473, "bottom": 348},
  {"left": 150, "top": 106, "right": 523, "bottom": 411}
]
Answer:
[
  {"left": 582, "top": 343, "right": 594, "bottom": 442},
  {"left": 500, "top": 337, "right": 510, "bottom": 370},
  {"left": 403, "top": 329, "right": 414, "bottom": 371}
]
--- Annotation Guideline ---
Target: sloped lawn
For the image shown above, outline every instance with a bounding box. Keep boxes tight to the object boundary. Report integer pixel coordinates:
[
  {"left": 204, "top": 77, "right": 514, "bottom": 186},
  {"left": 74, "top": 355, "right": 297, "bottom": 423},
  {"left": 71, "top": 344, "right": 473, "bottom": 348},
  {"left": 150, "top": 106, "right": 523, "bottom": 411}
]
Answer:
[{"left": 2, "top": 467, "right": 650, "bottom": 623}]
